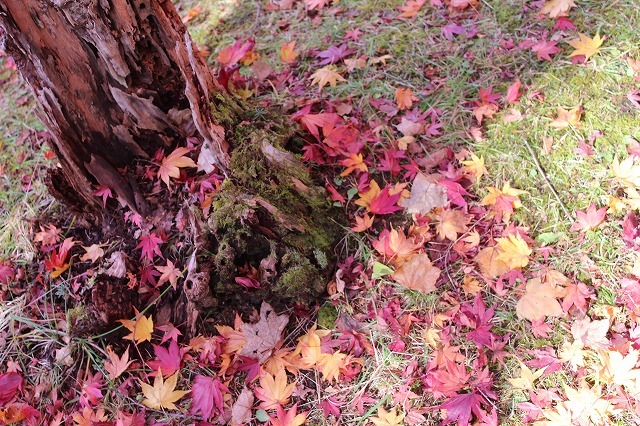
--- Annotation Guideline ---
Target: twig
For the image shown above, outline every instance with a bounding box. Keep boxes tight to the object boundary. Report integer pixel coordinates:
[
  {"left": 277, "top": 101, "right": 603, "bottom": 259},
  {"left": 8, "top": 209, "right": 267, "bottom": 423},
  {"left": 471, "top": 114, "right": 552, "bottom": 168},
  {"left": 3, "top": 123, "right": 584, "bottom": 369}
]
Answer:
[{"left": 521, "top": 137, "right": 573, "bottom": 222}]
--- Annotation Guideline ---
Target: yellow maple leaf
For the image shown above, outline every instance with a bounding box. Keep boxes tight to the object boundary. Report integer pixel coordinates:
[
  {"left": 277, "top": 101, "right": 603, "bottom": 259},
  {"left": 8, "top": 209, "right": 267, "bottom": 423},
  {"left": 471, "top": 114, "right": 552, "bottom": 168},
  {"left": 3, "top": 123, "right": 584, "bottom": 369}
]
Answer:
[
  {"left": 507, "top": 363, "right": 547, "bottom": 390},
  {"left": 280, "top": 40, "right": 298, "bottom": 64},
  {"left": 340, "top": 152, "right": 368, "bottom": 176},
  {"left": 568, "top": 33, "right": 604, "bottom": 60},
  {"left": 540, "top": 0, "right": 575, "bottom": 17},
  {"left": 597, "top": 349, "right": 640, "bottom": 390},
  {"left": 119, "top": 310, "right": 154, "bottom": 344},
  {"left": 140, "top": 369, "right": 188, "bottom": 410},
  {"left": 611, "top": 156, "right": 640, "bottom": 188},
  {"left": 310, "top": 66, "right": 346, "bottom": 91},
  {"left": 157, "top": 147, "right": 196, "bottom": 187},
  {"left": 461, "top": 152, "right": 487, "bottom": 183},
  {"left": 370, "top": 407, "right": 405, "bottom": 426},
  {"left": 549, "top": 105, "right": 582, "bottom": 129},
  {"left": 355, "top": 180, "right": 382, "bottom": 211},
  {"left": 317, "top": 351, "right": 347, "bottom": 382},
  {"left": 496, "top": 234, "right": 532, "bottom": 269}
]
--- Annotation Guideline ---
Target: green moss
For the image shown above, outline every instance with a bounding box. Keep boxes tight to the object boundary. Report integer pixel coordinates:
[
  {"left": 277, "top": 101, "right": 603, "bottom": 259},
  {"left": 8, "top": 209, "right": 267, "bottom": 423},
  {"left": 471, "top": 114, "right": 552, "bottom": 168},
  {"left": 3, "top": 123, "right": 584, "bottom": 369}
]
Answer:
[{"left": 317, "top": 303, "right": 338, "bottom": 329}]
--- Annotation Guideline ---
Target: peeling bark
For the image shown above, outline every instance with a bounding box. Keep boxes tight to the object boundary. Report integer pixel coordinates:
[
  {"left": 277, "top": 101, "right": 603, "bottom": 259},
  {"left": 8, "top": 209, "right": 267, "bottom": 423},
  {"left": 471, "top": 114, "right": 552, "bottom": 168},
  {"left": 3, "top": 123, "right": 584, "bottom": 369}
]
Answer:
[{"left": 0, "top": 0, "right": 231, "bottom": 212}]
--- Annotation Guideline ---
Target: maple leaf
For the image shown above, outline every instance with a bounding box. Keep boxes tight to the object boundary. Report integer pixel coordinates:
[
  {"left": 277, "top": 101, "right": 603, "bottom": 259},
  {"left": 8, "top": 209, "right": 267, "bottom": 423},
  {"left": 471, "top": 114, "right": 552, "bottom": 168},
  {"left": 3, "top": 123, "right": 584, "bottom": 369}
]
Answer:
[
  {"left": 239, "top": 302, "right": 289, "bottom": 363},
  {"left": 563, "top": 383, "right": 619, "bottom": 425},
  {"left": 92, "top": 184, "right": 112, "bottom": 208},
  {"left": 436, "top": 208, "right": 471, "bottom": 241},
  {"left": 80, "top": 244, "right": 105, "bottom": 263},
  {"left": 0, "top": 403, "right": 39, "bottom": 424},
  {"left": 0, "top": 372, "right": 22, "bottom": 406},
  {"left": 181, "top": 5, "right": 202, "bottom": 24},
  {"left": 568, "top": 33, "right": 604, "bottom": 60},
  {"left": 439, "top": 392, "right": 486, "bottom": 426},
  {"left": 79, "top": 371, "right": 103, "bottom": 407},
  {"left": 157, "top": 147, "right": 196, "bottom": 187},
  {"left": 267, "top": 403, "right": 308, "bottom": 426},
  {"left": 33, "top": 224, "right": 61, "bottom": 246},
  {"left": 516, "top": 278, "right": 564, "bottom": 321},
  {"left": 398, "top": 0, "right": 426, "bottom": 18},
  {"left": 395, "top": 87, "right": 418, "bottom": 110},
  {"left": 119, "top": 310, "right": 154, "bottom": 344},
  {"left": 148, "top": 340, "right": 185, "bottom": 377},
  {"left": 135, "top": 232, "right": 163, "bottom": 261},
  {"left": 496, "top": 234, "right": 532, "bottom": 269},
  {"left": 399, "top": 173, "right": 448, "bottom": 214},
  {"left": 461, "top": 152, "right": 487, "bottom": 183},
  {"left": 611, "top": 156, "right": 640, "bottom": 188},
  {"left": 155, "top": 259, "right": 183, "bottom": 289},
  {"left": 372, "top": 228, "right": 422, "bottom": 266},
  {"left": 295, "top": 111, "right": 340, "bottom": 141},
  {"left": 190, "top": 375, "right": 229, "bottom": 420},
  {"left": 280, "top": 41, "right": 298, "bottom": 63},
  {"left": 506, "top": 79, "right": 522, "bottom": 104},
  {"left": 482, "top": 182, "right": 526, "bottom": 223},
  {"left": 571, "top": 203, "right": 606, "bottom": 232},
  {"left": 352, "top": 213, "right": 374, "bottom": 232},
  {"left": 549, "top": 105, "right": 582, "bottom": 129},
  {"left": 254, "top": 369, "right": 295, "bottom": 410},
  {"left": 310, "top": 66, "right": 346, "bottom": 91},
  {"left": 316, "top": 44, "right": 355, "bottom": 65},
  {"left": 561, "top": 281, "right": 592, "bottom": 312},
  {"left": 392, "top": 252, "right": 440, "bottom": 294},
  {"left": 472, "top": 103, "right": 498, "bottom": 125},
  {"left": 571, "top": 316, "right": 610, "bottom": 349},
  {"left": 104, "top": 346, "right": 133, "bottom": 380},
  {"left": 140, "top": 368, "right": 188, "bottom": 410},
  {"left": 305, "top": 0, "right": 332, "bottom": 10},
  {"left": 531, "top": 40, "right": 560, "bottom": 61},
  {"left": 507, "top": 363, "right": 546, "bottom": 390},
  {"left": 339, "top": 153, "right": 368, "bottom": 176},
  {"left": 370, "top": 407, "right": 405, "bottom": 426},
  {"left": 598, "top": 349, "right": 640, "bottom": 389},
  {"left": 317, "top": 351, "right": 347, "bottom": 382},
  {"left": 540, "top": 0, "right": 575, "bottom": 17},
  {"left": 217, "top": 39, "right": 254, "bottom": 67}
]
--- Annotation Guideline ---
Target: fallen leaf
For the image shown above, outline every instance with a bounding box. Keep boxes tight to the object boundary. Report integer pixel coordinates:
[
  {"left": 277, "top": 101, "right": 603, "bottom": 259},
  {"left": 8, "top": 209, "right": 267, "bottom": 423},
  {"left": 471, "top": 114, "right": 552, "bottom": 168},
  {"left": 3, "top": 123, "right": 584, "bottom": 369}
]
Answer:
[
  {"left": 80, "top": 244, "right": 105, "bottom": 263},
  {"left": 158, "top": 147, "right": 196, "bottom": 187},
  {"left": 496, "top": 234, "right": 532, "bottom": 269},
  {"left": 540, "top": 0, "right": 575, "bottom": 17},
  {"left": 571, "top": 203, "right": 607, "bottom": 232},
  {"left": 399, "top": 173, "right": 448, "bottom": 214},
  {"left": 571, "top": 317, "right": 609, "bottom": 349},
  {"left": 461, "top": 152, "right": 487, "bottom": 183},
  {"left": 104, "top": 346, "right": 133, "bottom": 380},
  {"left": 475, "top": 246, "right": 510, "bottom": 279},
  {"left": 139, "top": 369, "right": 188, "bottom": 410},
  {"left": 516, "top": 278, "right": 564, "bottom": 321},
  {"left": 392, "top": 252, "right": 440, "bottom": 294},
  {"left": 310, "top": 66, "right": 346, "bottom": 91},
  {"left": 507, "top": 364, "right": 546, "bottom": 390},
  {"left": 268, "top": 403, "right": 308, "bottom": 426},
  {"left": 231, "top": 388, "right": 254, "bottom": 425},
  {"left": 436, "top": 208, "right": 471, "bottom": 241},
  {"left": 119, "top": 311, "right": 154, "bottom": 344},
  {"left": 563, "top": 383, "right": 619, "bottom": 426},
  {"left": 531, "top": 40, "right": 560, "bottom": 61},
  {"left": 254, "top": 369, "right": 295, "bottom": 410},
  {"left": 280, "top": 41, "right": 298, "bottom": 63},
  {"left": 568, "top": 33, "right": 604, "bottom": 60},
  {"left": 395, "top": 87, "right": 418, "bottom": 110},
  {"left": 549, "top": 106, "right": 582, "bottom": 129},
  {"left": 370, "top": 406, "right": 405, "bottom": 426},
  {"left": 239, "top": 302, "right": 289, "bottom": 363}
]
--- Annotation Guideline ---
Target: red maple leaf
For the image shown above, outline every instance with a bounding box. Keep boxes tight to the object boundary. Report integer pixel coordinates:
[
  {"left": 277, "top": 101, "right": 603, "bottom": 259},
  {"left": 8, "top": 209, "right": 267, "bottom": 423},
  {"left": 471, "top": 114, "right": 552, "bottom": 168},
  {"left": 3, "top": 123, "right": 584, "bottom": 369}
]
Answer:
[
  {"left": 148, "top": 340, "right": 185, "bottom": 377},
  {"left": 217, "top": 39, "right": 254, "bottom": 68},
  {"left": 368, "top": 185, "right": 403, "bottom": 215},
  {"left": 506, "top": 79, "right": 522, "bottom": 104},
  {"left": 0, "top": 372, "right": 22, "bottom": 406},
  {"left": 135, "top": 233, "right": 164, "bottom": 261},
  {"left": 571, "top": 203, "right": 606, "bottom": 232},
  {"left": 189, "top": 375, "right": 230, "bottom": 420},
  {"left": 623, "top": 212, "right": 640, "bottom": 250},
  {"left": 79, "top": 371, "right": 103, "bottom": 408}
]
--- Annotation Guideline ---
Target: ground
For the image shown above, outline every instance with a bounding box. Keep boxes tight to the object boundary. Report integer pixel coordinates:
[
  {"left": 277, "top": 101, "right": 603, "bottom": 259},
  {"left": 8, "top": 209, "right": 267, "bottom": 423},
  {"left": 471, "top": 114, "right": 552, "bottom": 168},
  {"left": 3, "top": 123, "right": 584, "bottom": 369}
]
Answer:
[{"left": 1, "top": 0, "right": 640, "bottom": 425}]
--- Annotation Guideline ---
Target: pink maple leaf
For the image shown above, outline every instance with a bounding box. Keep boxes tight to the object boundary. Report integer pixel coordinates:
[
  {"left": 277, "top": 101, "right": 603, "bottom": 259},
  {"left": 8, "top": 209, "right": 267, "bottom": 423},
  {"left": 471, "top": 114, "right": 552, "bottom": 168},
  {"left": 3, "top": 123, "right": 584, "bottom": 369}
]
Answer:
[
  {"left": 571, "top": 203, "right": 606, "bottom": 232},
  {"left": 554, "top": 17, "right": 576, "bottom": 31},
  {"left": 148, "top": 340, "right": 185, "bottom": 377},
  {"left": 92, "top": 185, "right": 112, "bottom": 208},
  {"left": 561, "top": 281, "right": 592, "bottom": 312},
  {"left": 135, "top": 232, "right": 164, "bottom": 261},
  {"left": 157, "top": 323, "right": 183, "bottom": 345},
  {"left": 439, "top": 392, "right": 487, "bottom": 426},
  {"left": 368, "top": 185, "right": 403, "bottom": 215},
  {"left": 268, "top": 403, "right": 308, "bottom": 426},
  {"left": 190, "top": 375, "right": 230, "bottom": 420},
  {"left": 319, "top": 397, "right": 343, "bottom": 419},
  {"left": 623, "top": 212, "right": 640, "bottom": 250},
  {"left": 506, "top": 79, "right": 522, "bottom": 104},
  {"left": 79, "top": 371, "right": 103, "bottom": 408},
  {"left": 531, "top": 40, "right": 560, "bottom": 61}
]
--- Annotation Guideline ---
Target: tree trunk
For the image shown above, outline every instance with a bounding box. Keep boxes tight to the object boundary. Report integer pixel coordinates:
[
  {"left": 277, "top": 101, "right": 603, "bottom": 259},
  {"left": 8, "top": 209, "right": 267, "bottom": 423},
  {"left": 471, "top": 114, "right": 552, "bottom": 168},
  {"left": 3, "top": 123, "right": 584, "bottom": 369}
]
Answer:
[
  {"left": 0, "top": 0, "right": 231, "bottom": 213},
  {"left": 0, "top": 0, "right": 340, "bottom": 333}
]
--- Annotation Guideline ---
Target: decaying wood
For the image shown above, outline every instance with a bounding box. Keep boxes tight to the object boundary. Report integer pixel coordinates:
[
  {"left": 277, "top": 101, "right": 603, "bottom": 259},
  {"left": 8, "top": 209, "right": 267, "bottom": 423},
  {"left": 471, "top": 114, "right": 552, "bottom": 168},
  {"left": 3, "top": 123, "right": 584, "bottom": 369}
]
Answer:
[{"left": 0, "top": 0, "right": 231, "bottom": 212}]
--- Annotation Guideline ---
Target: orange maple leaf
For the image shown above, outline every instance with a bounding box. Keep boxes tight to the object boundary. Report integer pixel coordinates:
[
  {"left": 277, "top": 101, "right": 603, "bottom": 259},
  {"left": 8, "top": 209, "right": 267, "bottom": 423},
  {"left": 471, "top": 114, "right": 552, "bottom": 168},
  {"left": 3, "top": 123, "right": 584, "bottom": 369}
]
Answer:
[
  {"left": 395, "top": 87, "right": 419, "bottom": 110},
  {"left": 436, "top": 208, "right": 471, "bottom": 241},
  {"left": 568, "top": 34, "right": 604, "bottom": 60},
  {"left": 157, "top": 147, "right": 196, "bottom": 188},
  {"left": 254, "top": 369, "right": 295, "bottom": 410},
  {"left": 280, "top": 41, "right": 298, "bottom": 63},
  {"left": 339, "top": 152, "right": 368, "bottom": 176},
  {"left": 549, "top": 105, "right": 582, "bottom": 129},
  {"left": 310, "top": 66, "right": 346, "bottom": 91},
  {"left": 104, "top": 346, "right": 133, "bottom": 380}
]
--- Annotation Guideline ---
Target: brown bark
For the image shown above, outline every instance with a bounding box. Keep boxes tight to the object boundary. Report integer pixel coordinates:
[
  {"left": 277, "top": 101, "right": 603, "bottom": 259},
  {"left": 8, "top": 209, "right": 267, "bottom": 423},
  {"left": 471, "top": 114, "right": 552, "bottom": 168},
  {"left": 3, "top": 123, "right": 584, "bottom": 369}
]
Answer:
[{"left": 0, "top": 0, "right": 231, "bottom": 213}]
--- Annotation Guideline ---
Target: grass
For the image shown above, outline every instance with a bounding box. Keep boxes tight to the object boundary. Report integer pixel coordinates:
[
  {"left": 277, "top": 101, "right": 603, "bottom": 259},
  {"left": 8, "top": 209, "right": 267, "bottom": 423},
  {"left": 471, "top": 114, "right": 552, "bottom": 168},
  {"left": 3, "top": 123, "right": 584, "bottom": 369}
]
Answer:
[{"left": 1, "top": 0, "right": 640, "bottom": 423}]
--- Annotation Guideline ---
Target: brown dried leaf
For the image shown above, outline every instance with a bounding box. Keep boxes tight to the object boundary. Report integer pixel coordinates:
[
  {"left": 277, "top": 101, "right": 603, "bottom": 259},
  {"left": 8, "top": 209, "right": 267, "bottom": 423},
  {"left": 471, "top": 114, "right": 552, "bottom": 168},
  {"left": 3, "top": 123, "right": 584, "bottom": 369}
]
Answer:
[
  {"left": 392, "top": 252, "right": 440, "bottom": 294},
  {"left": 239, "top": 302, "right": 289, "bottom": 362},
  {"left": 516, "top": 278, "right": 564, "bottom": 321}
]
